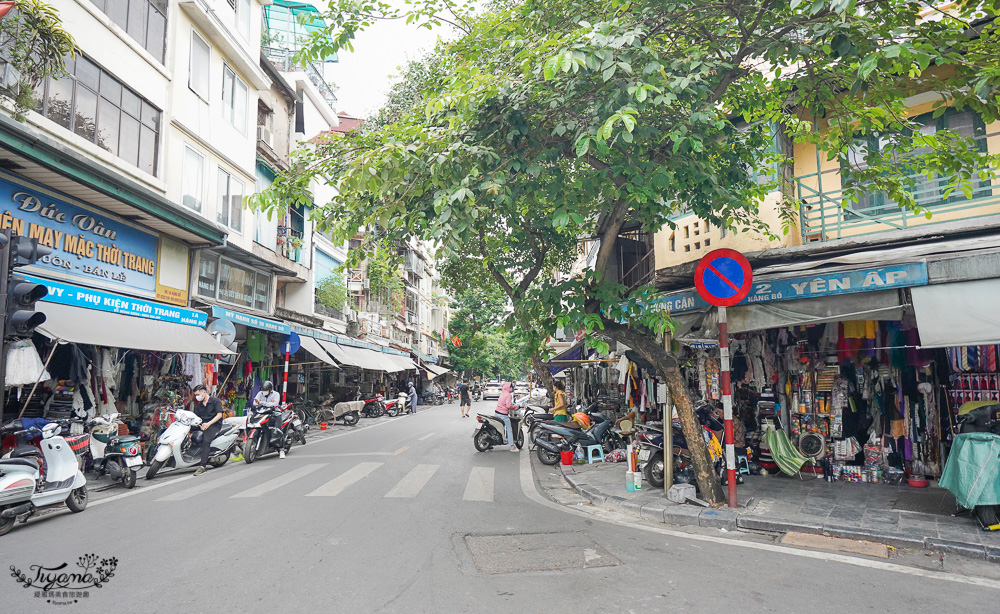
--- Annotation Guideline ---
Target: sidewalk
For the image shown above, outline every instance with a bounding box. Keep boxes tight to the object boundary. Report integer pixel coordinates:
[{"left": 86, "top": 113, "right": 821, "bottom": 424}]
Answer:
[{"left": 555, "top": 460, "right": 1000, "bottom": 562}]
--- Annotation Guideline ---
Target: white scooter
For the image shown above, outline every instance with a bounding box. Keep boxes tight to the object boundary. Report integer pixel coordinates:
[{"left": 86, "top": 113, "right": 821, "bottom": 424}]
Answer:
[
  {"left": 145, "top": 409, "right": 241, "bottom": 479},
  {"left": 0, "top": 420, "right": 88, "bottom": 536}
]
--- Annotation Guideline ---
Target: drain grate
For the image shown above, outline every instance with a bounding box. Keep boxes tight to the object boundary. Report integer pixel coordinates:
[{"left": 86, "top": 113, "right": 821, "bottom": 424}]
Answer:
[{"left": 464, "top": 531, "right": 621, "bottom": 575}]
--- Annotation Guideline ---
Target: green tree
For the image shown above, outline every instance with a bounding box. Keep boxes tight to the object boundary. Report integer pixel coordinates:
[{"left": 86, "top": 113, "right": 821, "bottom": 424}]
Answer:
[
  {"left": 0, "top": 0, "right": 75, "bottom": 120},
  {"left": 258, "top": 0, "right": 1000, "bottom": 505},
  {"left": 315, "top": 267, "right": 350, "bottom": 312}
]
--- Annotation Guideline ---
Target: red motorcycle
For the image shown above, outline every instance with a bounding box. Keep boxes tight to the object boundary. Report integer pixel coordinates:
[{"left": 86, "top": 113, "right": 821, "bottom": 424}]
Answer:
[{"left": 360, "top": 394, "right": 386, "bottom": 418}]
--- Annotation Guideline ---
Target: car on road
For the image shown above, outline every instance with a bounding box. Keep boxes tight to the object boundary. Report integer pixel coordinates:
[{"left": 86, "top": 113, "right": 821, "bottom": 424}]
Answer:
[
  {"left": 483, "top": 381, "right": 502, "bottom": 400},
  {"left": 513, "top": 381, "right": 530, "bottom": 397}
]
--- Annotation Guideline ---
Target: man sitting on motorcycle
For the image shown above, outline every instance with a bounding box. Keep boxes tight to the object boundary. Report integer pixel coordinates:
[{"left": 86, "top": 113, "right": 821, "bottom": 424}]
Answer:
[
  {"left": 252, "top": 381, "right": 285, "bottom": 458},
  {"left": 192, "top": 385, "right": 224, "bottom": 476}
]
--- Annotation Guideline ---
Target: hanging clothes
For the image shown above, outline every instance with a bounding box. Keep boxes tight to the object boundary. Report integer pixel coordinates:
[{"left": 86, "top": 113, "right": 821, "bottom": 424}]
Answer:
[{"left": 5, "top": 340, "right": 51, "bottom": 387}]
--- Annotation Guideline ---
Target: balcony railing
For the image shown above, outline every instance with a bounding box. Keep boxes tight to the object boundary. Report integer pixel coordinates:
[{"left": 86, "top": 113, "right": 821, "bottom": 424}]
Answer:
[
  {"left": 797, "top": 165, "right": 998, "bottom": 242},
  {"left": 277, "top": 226, "right": 304, "bottom": 262}
]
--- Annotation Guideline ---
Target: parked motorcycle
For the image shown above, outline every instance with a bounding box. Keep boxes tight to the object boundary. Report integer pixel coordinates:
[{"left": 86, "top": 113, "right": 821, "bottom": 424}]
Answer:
[
  {"left": 88, "top": 413, "right": 143, "bottom": 489},
  {"left": 146, "top": 409, "right": 241, "bottom": 479},
  {"left": 0, "top": 420, "right": 88, "bottom": 536},
  {"left": 361, "top": 395, "right": 386, "bottom": 418},
  {"left": 533, "top": 403, "right": 616, "bottom": 465},
  {"left": 385, "top": 394, "right": 408, "bottom": 417},
  {"left": 420, "top": 390, "right": 443, "bottom": 406},
  {"left": 243, "top": 402, "right": 303, "bottom": 463},
  {"left": 951, "top": 402, "right": 1000, "bottom": 530}
]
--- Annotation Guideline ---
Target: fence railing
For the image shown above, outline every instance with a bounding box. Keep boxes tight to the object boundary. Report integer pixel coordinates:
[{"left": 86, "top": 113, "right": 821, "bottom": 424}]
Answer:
[{"left": 796, "top": 165, "right": 998, "bottom": 242}]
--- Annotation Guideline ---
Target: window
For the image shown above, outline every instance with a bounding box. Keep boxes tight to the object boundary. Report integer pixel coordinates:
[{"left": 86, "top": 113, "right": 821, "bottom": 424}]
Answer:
[
  {"left": 222, "top": 65, "right": 249, "bottom": 134},
  {"left": 683, "top": 226, "right": 690, "bottom": 239},
  {"left": 90, "top": 0, "right": 167, "bottom": 62},
  {"left": 189, "top": 31, "right": 211, "bottom": 99},
  {"left": 217, "top": 168, "right": 244, "bottom": 233},
  {"left": 34, "top": 53, "right": 160, "bottom": 176},
  {"left": 235, "top": 0, "right": 251, "bottom": 41},
  {"left": 197, "top": 253, "right": 272, "bottom": 311},
  {"left": 668, "top": 233, "right": 675, "bottom": 252},
  {"left": 182, "top": 146, "right": 205, "bottom": 212}
]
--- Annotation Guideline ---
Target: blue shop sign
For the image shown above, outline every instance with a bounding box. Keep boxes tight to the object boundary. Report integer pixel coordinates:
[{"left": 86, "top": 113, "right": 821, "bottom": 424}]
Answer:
[
  {"left": 651, "top": 262, "right": 929, "bottom": 314},
  {"left": 25, "top": 275, "right": 207, "bottom": 327},
  {"left": 212, "top": 306, "right": 290, "bottom": 334},
  {"left": 0, "top": 174, "right": 160, "bottom": 297}
]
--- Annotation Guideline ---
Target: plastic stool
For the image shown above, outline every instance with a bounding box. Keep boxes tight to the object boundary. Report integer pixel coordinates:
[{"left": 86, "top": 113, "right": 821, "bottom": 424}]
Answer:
[
  {"left": 737, "top": 454, "right": 750, "bottom": 475},
  {"left": 586, "top": 445, "right": 605, "bottom": 464}
]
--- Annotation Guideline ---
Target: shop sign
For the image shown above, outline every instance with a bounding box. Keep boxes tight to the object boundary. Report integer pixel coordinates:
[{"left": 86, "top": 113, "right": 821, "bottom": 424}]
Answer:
[
  {"left": 26, "top": 274, "right": 207, "bottom": 327},
  {"left": 652, "top": 262, "right": 930, "bottom": 314},
  {"left": 0, "top": 175, "right": 159, "bottom": 296},
  {"left": 211, "top": 305, "right": 289, "bottom": 334}
]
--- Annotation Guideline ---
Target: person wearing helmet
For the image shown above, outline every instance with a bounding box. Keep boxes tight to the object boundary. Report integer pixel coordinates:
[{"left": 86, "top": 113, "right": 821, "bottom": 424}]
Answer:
[
  {"left": 407, "top": 381, "right": 418, "bottom": 414},
  {"left": 495, "top": 382, "right": 518, "bottom": 452},
  {"left": 253, "top": 380, "right": 280, "bottom": 410}
]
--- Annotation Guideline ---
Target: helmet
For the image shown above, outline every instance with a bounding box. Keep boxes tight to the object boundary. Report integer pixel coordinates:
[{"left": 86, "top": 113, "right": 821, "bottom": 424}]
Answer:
[
  {"left": 572, "top": 413, "right": 591, "bottom": 429},
  {"left": 262, "top": 381, "right": 273, "bottom": 392}
]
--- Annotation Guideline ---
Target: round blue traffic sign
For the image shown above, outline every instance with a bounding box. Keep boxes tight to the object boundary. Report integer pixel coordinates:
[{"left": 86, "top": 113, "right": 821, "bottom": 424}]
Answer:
[
  {"left": 280, "top": 332, "right": 301, "bottom": 354},
  {"left": 694, "top": 249, "right": 753, "bottom": 307}
]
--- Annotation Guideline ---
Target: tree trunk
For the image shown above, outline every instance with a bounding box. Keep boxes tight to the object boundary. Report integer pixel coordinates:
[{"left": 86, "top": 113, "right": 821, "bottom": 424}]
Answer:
[
  {"left": 531, "top": 354, "right": 555, "bottom": 398},
  {"left": 600, "top": 320, "right": 726, "bottom": 506}
]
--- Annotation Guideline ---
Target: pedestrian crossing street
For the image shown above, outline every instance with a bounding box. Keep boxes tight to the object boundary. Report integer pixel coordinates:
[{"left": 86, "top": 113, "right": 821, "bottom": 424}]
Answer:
[{"left": 153, "top": 461, "right": 501, "bottom": 503}]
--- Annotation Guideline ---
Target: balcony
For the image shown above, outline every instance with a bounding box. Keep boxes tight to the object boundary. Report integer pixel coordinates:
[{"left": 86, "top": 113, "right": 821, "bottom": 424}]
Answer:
[
  {"left": 277, "top": 226, "right": 304, "bottom": 263},
  {"left": 797, "top": 165, "right": 998, "bottom": 242}
]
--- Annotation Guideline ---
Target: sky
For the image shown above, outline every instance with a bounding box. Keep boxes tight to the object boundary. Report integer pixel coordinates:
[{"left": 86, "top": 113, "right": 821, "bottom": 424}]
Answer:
[{"left": 324, "top": 16, "right": 447, "bottom": 118}]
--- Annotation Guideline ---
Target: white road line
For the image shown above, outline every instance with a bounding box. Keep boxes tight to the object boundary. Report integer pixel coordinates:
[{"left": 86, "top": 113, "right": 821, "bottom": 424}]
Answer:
[
  {"left": 418, "top": 432, "right": 435, "bottom": 441},
  {"left": 385, "top": 464, "right": 439, "bottom": 498},
  {"left": 231, "top": 464, "right": 327, "bottom": 498},
  {"left": 156, "top": 466, "right": 270, "bottom": 502},
  {"left": 90, "top": 474, "right": 195, "bottom": 507},
  {"left": 518, "top": 441, "right": 1000, "bottom": 589},
  {"left": 286, "top": 452, "right": 399, "bottom": 458},
  {"left": 462, "top": 467, "right": 494, "bottom": 502},
  {"left": 306, "top": 462, "right": 382, "bottom": 497}
]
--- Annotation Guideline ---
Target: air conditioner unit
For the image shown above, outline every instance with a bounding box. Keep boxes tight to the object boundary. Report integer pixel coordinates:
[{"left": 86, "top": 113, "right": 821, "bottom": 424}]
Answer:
[{"left": 256, "top": 125, "right": 273, "bottom": 148}]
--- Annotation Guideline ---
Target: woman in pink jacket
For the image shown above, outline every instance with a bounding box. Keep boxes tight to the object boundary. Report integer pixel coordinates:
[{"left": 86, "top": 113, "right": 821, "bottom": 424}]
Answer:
[{"left": 495, "top": 381, "right": 518, "bottom": 452}]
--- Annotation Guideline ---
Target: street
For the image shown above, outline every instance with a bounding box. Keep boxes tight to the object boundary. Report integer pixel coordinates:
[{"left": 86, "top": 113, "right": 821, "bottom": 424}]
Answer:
[{"left": 1, "top": 400, "right": 998, "bottom": 613}]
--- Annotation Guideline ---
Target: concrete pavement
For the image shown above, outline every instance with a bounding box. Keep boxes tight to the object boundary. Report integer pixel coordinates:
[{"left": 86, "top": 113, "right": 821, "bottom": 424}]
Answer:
[{"left": 2, "top": 400, "right": 999, "bottom": 613}]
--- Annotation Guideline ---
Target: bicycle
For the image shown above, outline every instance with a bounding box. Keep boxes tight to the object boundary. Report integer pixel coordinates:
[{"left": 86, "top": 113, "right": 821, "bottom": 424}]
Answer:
[{"left": 293, "top": 396, "right": 338, "bottom": 428}]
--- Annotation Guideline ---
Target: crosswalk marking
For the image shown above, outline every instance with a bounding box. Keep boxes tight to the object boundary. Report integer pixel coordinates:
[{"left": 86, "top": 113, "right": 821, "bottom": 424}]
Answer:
[
  {"left": 462, "top": 467, "right": 494, "bottom": 502},
  {"left": 156, "top": 466, "right": 270, "bottom": 501},
  {"left": 385, "top": 464, "right": 439, "bottom": 498},
  {"left": 418, "top": 432, "right": 435, "bottom": 441},
  {"left": 230, "top": 463, "right": 327, "bottom": 498},
  {"left": 305, "top": 462, "right": 382, "bottom": 497}
]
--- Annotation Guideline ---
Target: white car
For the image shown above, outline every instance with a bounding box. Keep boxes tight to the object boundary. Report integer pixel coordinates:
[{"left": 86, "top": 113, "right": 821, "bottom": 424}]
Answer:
[
  {"left": 483, "top": 381, "right": 502, "bottom": 400},
  {"left": 513, "top": 381, "right": 530, "bottom": 397}
]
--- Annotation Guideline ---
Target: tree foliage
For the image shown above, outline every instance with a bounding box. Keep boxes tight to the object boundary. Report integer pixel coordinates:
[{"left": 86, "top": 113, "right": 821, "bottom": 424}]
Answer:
[
  {"left": 257, "top": 0, "right": 1000, "bottom": 504},
  {"left": 0, "top": 0, "right": 75, "bottom": 120},
  {"left": 316, "top": 268, "right": 350, "bottom": 311}
]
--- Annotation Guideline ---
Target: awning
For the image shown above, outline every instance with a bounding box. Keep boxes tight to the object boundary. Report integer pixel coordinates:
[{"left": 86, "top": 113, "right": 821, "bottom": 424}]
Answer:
[
  {"left": 546, "top": 342, "right": 595, "bottom": 374},
  {"left": 38, "top": 302, "right": 233, "bottom": 354},
  {"left": 912, "top": 280, "right": 1000, "bottom": 348},
  {"left": 422, "top": 363, "right": 452, "bottom": 380},
  {"left": 317, "top": 340, "right": 385, "bottom": 371},
  {"left": 381, "top": 353, "right": 417, "bottom": 373},
  {"left": 299, "top": 335, "right": 338, "bottom": 367}
]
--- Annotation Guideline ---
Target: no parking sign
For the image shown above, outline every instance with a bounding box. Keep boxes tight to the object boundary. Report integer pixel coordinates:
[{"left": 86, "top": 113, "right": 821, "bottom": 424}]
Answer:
[{"left": 694, "top": 248, "right": 753, "bottom": 307}]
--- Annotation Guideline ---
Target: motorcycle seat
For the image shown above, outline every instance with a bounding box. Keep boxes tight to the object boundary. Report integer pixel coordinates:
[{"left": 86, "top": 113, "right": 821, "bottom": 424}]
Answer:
[
  {"left": 10, "top": 445, "right": 41, "bottom": 458},
  {"left": 117, "top": 435, "right": 140, "bottom": 444},
  {"left": 0, "top": 456, "right": 39, "bottom": 470}
]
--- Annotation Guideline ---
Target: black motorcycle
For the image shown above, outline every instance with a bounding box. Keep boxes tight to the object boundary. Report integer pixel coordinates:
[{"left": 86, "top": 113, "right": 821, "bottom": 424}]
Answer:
[
  {"left": 533, "top": 402, "right": 618, "bottom": 465},
  {"left": 955, "top": 401, "right": 1000, "bottom": 530},
  {"left": 243, "top": 402, "right": 304, "bottom": 463}
]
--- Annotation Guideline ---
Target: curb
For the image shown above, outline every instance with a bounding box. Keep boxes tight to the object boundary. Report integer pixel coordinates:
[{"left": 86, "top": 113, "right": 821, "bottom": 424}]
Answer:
[{"left": 554, "top": 463, "right": 993, "bottom": 562}]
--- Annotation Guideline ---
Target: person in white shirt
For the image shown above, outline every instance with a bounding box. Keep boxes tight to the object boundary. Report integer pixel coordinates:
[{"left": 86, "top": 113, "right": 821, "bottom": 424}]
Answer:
[{"left": 252, "top": 381, "right": 285, "bottom": 458}]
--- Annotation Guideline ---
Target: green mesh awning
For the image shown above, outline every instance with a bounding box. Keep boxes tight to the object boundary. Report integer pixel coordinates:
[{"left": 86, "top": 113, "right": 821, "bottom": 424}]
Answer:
[{"left": 264, "top": 1, "right": 338, "bottom": 62}]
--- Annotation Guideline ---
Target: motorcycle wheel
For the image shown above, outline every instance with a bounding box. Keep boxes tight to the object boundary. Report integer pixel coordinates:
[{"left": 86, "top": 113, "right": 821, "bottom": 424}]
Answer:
[
  {"left": 474, "top": 429, "right": 493, "bottom": 452},
  {"left": 643, "top": 451, "right": 665, "bottom": 488},
  {"left": 209, "top": 451, "right": 230, "bottom": 468},
  {"left": 341, "top": 411, "right": 360, "bottom": 427},
  {"left": 0, "top": 510, "right": 15, "bottom": 536},
  {"left": 298, "top": 428, "right": 307, "bottom": 446},
  {"left": 603, "top": 431, "right": 626, "bottom": 452},
  {"left": 122, "top": 468, "right": 137, "bottom": 489},
  {"left": 535, "top": 433, "right": 561, "bottom": 466},
  {"left": 386, "top": 405, "right": 399, "bottom": 417},
  {"left": 515, "top": 427, "right": 525, "bottom": 450},
  {"left": 293, "top": 408, "right": 307, "bottom": 424},
  {"left": 244, "top": 434, "right": 259, "bottom": 464},
  {"left": 146, "top": 458, "right": 164, "bottom": 480},
  {"left": 65, "top": 485, "right": 88, "bottom": 513},
  {"left": 315, "top": 409, "right": 337, "bottom": 426}
]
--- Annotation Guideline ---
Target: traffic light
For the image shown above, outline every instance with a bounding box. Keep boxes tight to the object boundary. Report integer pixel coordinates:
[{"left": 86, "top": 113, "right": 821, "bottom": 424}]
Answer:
[
  {"left": 5, "top": 275, "right": 46, "bottom": 338},
  {"left": 3, "top": 236, "right": 51, "bottom": 339}
]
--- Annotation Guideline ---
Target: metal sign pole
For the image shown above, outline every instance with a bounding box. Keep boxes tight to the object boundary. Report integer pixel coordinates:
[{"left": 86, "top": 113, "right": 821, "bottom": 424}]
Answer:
[
  {"left": 719, "top": 305, "right": 738, "bottom": 508},
  {"left": 282, "top": 342, "right": 291, "bottom": 404}
]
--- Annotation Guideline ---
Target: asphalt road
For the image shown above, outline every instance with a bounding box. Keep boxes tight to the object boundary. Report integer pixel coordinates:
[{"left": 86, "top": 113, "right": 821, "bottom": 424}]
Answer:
[{"left": 2, "top": 400, "right": 999, "bottom": 613}]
